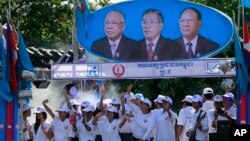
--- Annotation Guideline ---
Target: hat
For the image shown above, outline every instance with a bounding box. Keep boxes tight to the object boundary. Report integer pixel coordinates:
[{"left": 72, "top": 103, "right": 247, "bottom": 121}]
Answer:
[
  {"left": 23, "top": 104, "right": 33, "bottom": 112},
  {"left": 81, "top": 101, "right": 90, "bottom": 107},
  {"left": 2, "top": 23, "right": 7, "bottom": 29},
  {"left": 213, "top": 95, "right": 223, "bottom": 102},
  {"left": 203, "top": 87, "right": 214, "bottom": 95},
  {"left": 135, "top": 93, "right": 144, "bottom": 100},
  {"left": 107, "top": 105, "right": 118, "bottom": 113},
  {"left": 141, "top": 98, "right": 152, "bottom": 108},
  {"left": 56, "top": 106, "right": 69, "bottom": 113},
  {"left": 111, "top": 98, "right": 121, "bottom": 105},
  {"left": 182, "top": 95, "right": 193, "bottom": 103},
  {"left": 192, "top": 94, "right": 202, "bottom": 103},
  {"left": 162, "top": 96, "right": 173, "bottom": 105},
  {"left": 223, "top": 92, "right": 234, "bottom": 100},
  {"left": 34, "top": 106, "right": 46, "bottom": 114},
  {"left": 83, "top": 105, "right": 95, "bottom": 112},
  {"left": 154, "top": 95, "right": 165, "bottom": 104},
  {"left": 70, "top": 100, "right": 80, "bottom": 106}
]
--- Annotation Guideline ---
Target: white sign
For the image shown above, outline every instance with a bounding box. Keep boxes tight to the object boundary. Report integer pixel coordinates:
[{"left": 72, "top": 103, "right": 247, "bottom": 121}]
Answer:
[{"left": 52, "top": 59, "right": 235, "bottom": 79}]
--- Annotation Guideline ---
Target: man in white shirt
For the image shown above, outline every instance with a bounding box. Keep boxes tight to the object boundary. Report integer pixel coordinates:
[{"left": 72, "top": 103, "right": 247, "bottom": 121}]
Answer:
[
  {"left": 222, "top": 92, "right": 237, "bottom": 121},
  {"left": 202, "top": 87, "right": 215, "bottom": 112}
]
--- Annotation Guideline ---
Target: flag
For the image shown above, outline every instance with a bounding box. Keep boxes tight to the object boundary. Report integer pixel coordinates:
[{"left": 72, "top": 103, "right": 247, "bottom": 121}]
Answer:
[
  {"left": 234, "top": 27, "right": 250, "bottom": 124},
  {"left": 241, "top": 0, "right": 250, "bottom": 8},
  {"left": 0, "top": 30, "right": 12, "bottom": 102},
  {"left": 243, "top": 16, "right": 250, "bottom": 65},
  {"left": 6, "top": 23, "right": 18, "bottom": 92},
  {"left": 18, "top": 32, "right": 34, "bottom": 90}
]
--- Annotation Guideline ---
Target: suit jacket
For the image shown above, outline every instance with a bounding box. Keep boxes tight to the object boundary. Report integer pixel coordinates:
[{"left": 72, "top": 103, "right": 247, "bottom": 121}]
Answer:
[
  {"left": 91, "top": 35, "right": 140, "bottom": 61},
  {"left": 175, "top": 35, "right": 219, "bottom": 58},
  {"left": 139, "top": 36, "right": 186, "bottom": 61}
]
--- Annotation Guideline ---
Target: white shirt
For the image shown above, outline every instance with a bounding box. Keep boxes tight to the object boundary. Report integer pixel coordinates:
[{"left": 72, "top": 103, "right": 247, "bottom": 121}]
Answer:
[
  {"left": 223, "top": 105, "right": 237, "bottom": 120},
  {"left": 97, "top": 116, "right": 121, "bottom": 141},
  {"left": 20, "top": 118, "right": 30, "bottom": 141},
  {"left": 153, "top": 109, "right": 177, "bottom": 141},
  {"left": 119, "top": 104, "right": 134, "bottom": 133},
  {"left": 31, "top": 120, "right": 52, "bottom": 141},
  {"left": 190, "top": 109, "right": 209, "bottom": 141},
  {"left": 76, "top": 118, "right": 95, "bottom": 141},
  {"left": 177, "top": 106, "right": 194, "bottom": 141},
  {"left": 52, "top": 116, "right": 75, "bottom": 141},
  {"left": 202, "top": 101, "right": 215, "bottom": 113}
]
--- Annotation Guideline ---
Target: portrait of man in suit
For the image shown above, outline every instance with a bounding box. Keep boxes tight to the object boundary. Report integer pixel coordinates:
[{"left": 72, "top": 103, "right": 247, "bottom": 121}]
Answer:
[
  {"left": 175, "top": 8, "right": 219, "bottom": 59},
  {"left": 91, "top": 10, "right": 139, "bottom": 61},
  {"left": 139, "top": 9, "right": 185, "bottom": 61}
]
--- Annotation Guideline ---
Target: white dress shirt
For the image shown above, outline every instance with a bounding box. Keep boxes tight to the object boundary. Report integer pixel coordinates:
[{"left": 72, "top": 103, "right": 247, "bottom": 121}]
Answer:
[
  {"left": 30, "top": 120, "right": 52, "bottom": 141},
  {"left": 76, "top": 118, "right": 95, "bottom": 141},
  {"left": 52, "top": 116, "right": 75, "bottom": 141}
]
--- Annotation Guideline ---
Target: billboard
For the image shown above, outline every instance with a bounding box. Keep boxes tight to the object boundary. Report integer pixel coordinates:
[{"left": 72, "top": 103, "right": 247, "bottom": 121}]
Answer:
[{"left": 75, "top": 0, "right": 234, "bottom": 62}]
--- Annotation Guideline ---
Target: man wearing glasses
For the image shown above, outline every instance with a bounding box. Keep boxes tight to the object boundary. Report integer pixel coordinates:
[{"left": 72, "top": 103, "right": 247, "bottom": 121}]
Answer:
[
  {"left": 175, "top": 8, "right": 219, "bottom": 59},
  {"left": 139, "top": 9, "right": 184, "bottom": 61},
  {"left": 91, "top": 10, "right": 139, "bottom": 61}
]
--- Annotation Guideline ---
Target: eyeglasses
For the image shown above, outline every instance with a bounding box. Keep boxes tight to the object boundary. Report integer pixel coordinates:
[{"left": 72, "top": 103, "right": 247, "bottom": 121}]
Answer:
[
  {"left": 104, "top": 21, "right": 124, "bottom": 26},
  {"left": 142, "top": 20, "right": 161, "bottom": 25},
  {"left": 179, "top": 19, "right": 197, "bottom": 24}
]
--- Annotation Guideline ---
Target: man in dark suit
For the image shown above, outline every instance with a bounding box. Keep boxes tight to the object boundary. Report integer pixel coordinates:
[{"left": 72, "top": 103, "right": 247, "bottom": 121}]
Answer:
[
  {"left": 139, "top": 9, "right": 185, "bottom": 61},
  {"left": 91, "top": 10, "right": 139, "bottom": 61},
  {"left": 175, "top": 8, "right": 219, "bottom": 59}
]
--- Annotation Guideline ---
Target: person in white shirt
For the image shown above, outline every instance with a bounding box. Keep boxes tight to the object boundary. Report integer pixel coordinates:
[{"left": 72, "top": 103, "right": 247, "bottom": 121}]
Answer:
[
  {"left": 93, "top": 105, "right": 126, "bottom": 141},
  {"left": 187, "top": 94, "right": 209, "bottom": 141},
  {"left": 76, "top": 104, "right": 95, "bottom": 141},
  {"left": 202, "top": 87, "right": 215, "bottom": 112},
  {"left": 29, "top": 106, "right": 53, "bottom": 141},
  {"left": 20, "top": 104, "right": 33, "bottom": 141},
  {"left": 153, "top": 95, "right": 165, "bottom": 109},
  {"left": 176, "top": 95, "right": 194, "bottom": 141},
  {"left": 42, "top": 99, "right": 75, "bottom": 141},
  {"left": 221, "top": 92, "right": 237, "bottom": 121},
  {"left": 153, "top": 96, "right": 177, "bottom": 141}
]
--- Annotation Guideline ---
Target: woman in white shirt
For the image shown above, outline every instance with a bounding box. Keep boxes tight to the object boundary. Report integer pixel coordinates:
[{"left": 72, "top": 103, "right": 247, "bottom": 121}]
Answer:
[{"left": 29, "top": 106, "right": 53, "bottom": 141}]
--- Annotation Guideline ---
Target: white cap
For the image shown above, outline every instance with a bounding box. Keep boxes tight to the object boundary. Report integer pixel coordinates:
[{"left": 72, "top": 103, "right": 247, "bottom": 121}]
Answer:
[
  {"left": 213, "top": 95, "right": 223, "bottom": 102},
  {"left": 192, "top": 94, "right": 202, "bottom": 103},
  {"left": 107, "top": 105, "right": 118, "bottom": 113},
  {"left": 111, "top": 98, "right": 121, "bottom": 105},
  {"left": 141, "top": 98, "right": 152, "bottom": 108},
  {"left": 81, "top": 101, "right": 90, "bottom": 107},
  {"left": 162, "top": 96, "right": 173, "bottom": 105},
  {"left": 203, "top": 87, "right": 214, "bottom": 95},
  {"left": 2, "top": 23, "right": 7, "bottom": 29},
  {"left": 70, "top": 100, "right": 80, "bottom": 106},
  {"left": 182, "top": 95, "right": 193, "bottom": 103},
  {"left": 154, "top": 95, "right": 165, "bottom": 104},
  {"left": 223, "top": 92, "right": 234, "bottom": 100},
  {"left": 83, "top": 105, "right": 95, "bottom": 112},
  {"left": 23, "top": 104, "right": 33, "bottom": 112},
  {"left": 56, "top": 106, "right": 69, "bottom": 113},
  {"left": 34, "top": 106, "right": 46, "bottom": 114},
  {"left": 134, "top": 93, "right": 144, "bottom": 100}
]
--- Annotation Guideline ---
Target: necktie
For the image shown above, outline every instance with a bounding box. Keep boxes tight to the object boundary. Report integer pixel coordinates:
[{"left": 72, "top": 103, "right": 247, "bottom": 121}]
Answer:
[
  {"left": 187, "top": 42, "right": 194, "bottom": 59},
  {"left": 147, "top": 42, "right": 154, "bottom": 61},
  {"left": 110, "top": 42, "right": 116, "bottom": 57}
]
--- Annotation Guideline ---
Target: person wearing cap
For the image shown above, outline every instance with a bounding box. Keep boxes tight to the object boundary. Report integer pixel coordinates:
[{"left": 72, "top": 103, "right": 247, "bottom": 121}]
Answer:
[
  {"left": 202, "top": 87, "right": 215, "bottom": 112},
  {"left": 126, "top": 94, "right": 154, "bottom": 141},
  {"left": 221, "top": 92, "right": 237, "bottom": 121},
  {"left": 153, "top": 95, "right": 165, "bottom": 109},
  {"left": 134, "top": 93, "right": 144, "bottom": 106},
  {"left": 20, "top": 104, "right": 33, "bottom": 141},
  {"left": 176, "top": 95, "right": 194, "bottom": 141},
  {"left": 42, "top": 99, "right": 75, "bottom": 141},
  {"left": 153, "top": 96, "right": 177, "bottom": 141},
  {"left": 76, "top": 104, "right": 95, "bottom": 141},
  {"left": 207, "top": 95, "right": 224, "bottom": 133},
  {"left": 29, "top": 106, "right": 53, "bottom": 141},
  {"left": 93, "top": 105, "right": 126, "bottom": 141},
  {"left": 187, "top": 94, "right": 209, "bottom": 141}
]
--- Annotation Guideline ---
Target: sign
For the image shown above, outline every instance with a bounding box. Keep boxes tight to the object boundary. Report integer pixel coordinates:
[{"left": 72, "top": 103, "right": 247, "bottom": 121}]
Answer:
[
  {"left": 76, "top": 0, "right": 234, "bottom": 62},
  {"left": 52, "top": 58, "right": 235, "bottom": 79}
]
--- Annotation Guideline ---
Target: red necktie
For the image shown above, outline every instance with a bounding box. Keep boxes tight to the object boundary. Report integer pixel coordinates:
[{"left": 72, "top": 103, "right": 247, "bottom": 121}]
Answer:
[{"left": 147, "top": 42, "right": 154, "bottom": 61}]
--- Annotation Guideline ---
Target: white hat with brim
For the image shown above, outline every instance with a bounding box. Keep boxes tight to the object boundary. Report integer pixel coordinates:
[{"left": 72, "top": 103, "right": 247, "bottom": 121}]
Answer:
[
  {"left": 81, "top": 101, "right": 90, "bottom": 107},
  {"left": 83, "top": 105, "right": 95, "bottom": 112},
  {"left": 182, "top": 95, "right": 193, "bottom": 103},
  {"left": 162, "top": 96, "right": 173, "bottom": 105},
  {"left": 56, "top": 106, "right": 69, "bottom": 113},
  {"left": 34, "top": 106, "right": 47, "bottom": 114},
  {"left": 70, "top": 100, "right": 80, "bottom": 106},
  {"left": 141, "top": 98, "right": 152, "bottom": 108},
  {"left": 135, "top": 93, "right": 144, "bottom": 101},
  {"left": 107, "top": 105, "right": 118, "bottom": 113},
  {"left": 154, "top": 95, "right": 165, "bottom": 104},
  {"left": 203, "top": 87, "right": 214, "bottom": 95},
  {"left": 111, "top": 98, "right": 121, "bottom": 105},
  {"left": 23, "top": 104, "right": 33, "bottom": 112},
  {"left": 213, "top": 95, "right": 223, "bottom": 102},
  {"left": 192, "top": 94, "right": 202, "bottom": 103},
  {"left": 223, "top": 92, "right": 234, "bottom": 100}
]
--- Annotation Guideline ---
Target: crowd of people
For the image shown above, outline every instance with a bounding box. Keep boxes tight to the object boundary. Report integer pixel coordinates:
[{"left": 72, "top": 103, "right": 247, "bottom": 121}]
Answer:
[{"left": 21, "top": 84, "right": 237, "bottom": 141}]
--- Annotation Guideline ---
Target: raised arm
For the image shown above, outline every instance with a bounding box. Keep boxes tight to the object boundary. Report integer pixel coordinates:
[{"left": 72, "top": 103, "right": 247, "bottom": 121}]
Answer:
[
  {"left": 42, "top": 99, "right": 55, "bottom": 119},
  {"left": 63, "top": 86, "right": 72, "bottom": 111}
]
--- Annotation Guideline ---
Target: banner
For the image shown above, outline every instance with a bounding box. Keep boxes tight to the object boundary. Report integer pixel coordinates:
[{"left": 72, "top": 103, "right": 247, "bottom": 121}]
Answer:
[
  {"left": 52, "top": 59, "right": 235, "bottom": 79},
  {"left": 76, "top": 0, "right": 233, "bottom": 62}
]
